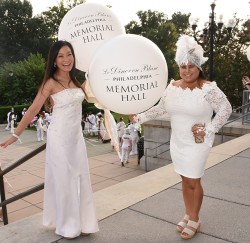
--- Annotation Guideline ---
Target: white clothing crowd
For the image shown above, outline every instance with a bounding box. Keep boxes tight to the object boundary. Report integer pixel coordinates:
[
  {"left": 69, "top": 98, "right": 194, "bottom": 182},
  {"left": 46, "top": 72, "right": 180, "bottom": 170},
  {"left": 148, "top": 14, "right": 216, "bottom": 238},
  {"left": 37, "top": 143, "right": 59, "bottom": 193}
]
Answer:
[
  {"left": 117, "top": 117, "right": 141, "bottom": 166},
  {"left": 81, "top": 112, "right": 141, "bottom": 165},
  {"left": 5, "top": 108, "right": 141, "bottom": 165},
  {"left": 30, "top": 111, "right": 52, "bottom": 142}
]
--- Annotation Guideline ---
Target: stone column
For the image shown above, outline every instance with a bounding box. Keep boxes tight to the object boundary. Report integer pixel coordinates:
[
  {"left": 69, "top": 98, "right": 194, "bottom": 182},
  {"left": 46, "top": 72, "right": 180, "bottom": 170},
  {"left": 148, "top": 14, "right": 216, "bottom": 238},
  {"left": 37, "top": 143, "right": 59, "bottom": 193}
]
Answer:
[{"left": 139, "top": 117, "right": 172, "bottom": 171}]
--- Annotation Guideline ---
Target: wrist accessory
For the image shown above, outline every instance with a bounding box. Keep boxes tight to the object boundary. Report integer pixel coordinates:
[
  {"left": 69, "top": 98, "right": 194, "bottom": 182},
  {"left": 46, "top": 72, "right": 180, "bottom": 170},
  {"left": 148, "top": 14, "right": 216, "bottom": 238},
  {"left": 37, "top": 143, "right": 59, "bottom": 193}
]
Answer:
[
  {"left": 194, "top": 123, "right": 205, "bottom": 143},
  {"left": 12, "top": 133, "right": 22, "bottom": 143},
  {"left": 12, "top": 133, "right": 19, "bottom": 139}
]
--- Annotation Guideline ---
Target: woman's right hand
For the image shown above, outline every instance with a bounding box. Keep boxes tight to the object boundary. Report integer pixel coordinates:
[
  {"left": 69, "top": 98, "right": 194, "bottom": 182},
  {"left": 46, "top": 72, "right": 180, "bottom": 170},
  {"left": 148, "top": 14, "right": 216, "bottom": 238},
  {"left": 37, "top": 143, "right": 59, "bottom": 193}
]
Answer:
[
  {"left": 0, "top": 136, "right": 18, "bottom": 148},
  {"left": 242, "top": 76, "right": 250, "bottom": 85}
]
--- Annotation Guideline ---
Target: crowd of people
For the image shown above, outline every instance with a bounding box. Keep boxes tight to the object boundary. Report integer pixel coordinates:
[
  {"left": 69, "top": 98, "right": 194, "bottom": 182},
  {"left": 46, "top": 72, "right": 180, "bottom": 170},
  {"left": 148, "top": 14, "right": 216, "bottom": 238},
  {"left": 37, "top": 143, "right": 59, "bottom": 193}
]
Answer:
[
  {"left": 30, "top": 111, "right": 52, "bottom": 142},
  {"left": 81, "top": 111, "right": 142, "bottom": 162},
  {"left": 4, "top": 107, "right": 52, "bottom": 142},
  {"left": 5, "top": 106, "right": 142, "bottom": 150}
]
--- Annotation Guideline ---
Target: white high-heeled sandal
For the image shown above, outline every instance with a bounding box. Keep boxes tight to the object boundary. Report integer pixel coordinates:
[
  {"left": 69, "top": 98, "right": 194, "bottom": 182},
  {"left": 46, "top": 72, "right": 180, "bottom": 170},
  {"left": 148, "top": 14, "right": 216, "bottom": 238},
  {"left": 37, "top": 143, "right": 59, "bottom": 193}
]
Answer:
[
  {"left": 181, "top": 219, "right": 201, "bottom": 239},
  {"left": 176, "top": 214, "right": 189, "bottom": 233}
]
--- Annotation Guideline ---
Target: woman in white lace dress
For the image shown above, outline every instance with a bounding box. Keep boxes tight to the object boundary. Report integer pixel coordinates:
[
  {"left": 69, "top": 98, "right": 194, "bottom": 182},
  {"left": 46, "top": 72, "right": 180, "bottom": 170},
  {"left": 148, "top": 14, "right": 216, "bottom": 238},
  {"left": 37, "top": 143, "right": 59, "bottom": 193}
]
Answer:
[
  {"left": 0, "top": 41, "right": 99, "bottom": 239},
  {"left": 134, "top": 35, "right": 232, "bottom": 240}
]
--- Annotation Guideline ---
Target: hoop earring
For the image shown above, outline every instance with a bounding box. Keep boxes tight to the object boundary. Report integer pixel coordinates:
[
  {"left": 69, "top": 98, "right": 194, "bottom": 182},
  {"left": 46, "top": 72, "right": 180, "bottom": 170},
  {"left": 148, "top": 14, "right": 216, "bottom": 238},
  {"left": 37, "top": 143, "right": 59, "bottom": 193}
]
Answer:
[{"left": 54, "top": 63, "right": 57, "bottom": 68}]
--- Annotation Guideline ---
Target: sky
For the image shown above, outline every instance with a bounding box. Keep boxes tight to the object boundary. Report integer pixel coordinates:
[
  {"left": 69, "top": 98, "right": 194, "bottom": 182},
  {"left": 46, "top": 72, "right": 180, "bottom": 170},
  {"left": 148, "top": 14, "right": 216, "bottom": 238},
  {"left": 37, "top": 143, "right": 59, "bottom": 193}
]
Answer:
[{"left": 31, "top": 0, "right": 250, "bottom": 27}]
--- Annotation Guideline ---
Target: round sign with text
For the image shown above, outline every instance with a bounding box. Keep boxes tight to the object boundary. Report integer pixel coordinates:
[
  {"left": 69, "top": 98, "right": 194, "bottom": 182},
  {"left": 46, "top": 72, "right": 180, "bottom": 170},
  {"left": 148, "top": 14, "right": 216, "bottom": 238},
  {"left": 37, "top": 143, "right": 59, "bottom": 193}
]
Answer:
[
  {"left": 58, "top": 2, "right": 125, "bottom": 72},
  {"left": 88, "top": 34, "right": 168, "bottom": 114}
]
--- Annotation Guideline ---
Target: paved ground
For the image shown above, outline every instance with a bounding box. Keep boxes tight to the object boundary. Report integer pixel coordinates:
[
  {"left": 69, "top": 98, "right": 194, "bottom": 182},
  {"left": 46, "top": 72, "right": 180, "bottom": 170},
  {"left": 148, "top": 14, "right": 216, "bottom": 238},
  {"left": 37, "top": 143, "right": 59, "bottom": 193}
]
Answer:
[
  {"left": 57, "top": 135, "right": 250, "bottom": 243},
  {"left": 0, "top": 125, "right": 250, "bottom": 243},
  {"left": 0, "top": 125, "right": 144, "bottom": 224}
]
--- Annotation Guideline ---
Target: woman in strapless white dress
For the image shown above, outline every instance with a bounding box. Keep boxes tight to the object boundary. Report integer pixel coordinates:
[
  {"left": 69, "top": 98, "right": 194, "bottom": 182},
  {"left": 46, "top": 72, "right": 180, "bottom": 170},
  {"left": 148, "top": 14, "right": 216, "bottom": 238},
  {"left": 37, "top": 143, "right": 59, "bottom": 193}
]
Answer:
[
  {"left": 134, "top": 35, "right": 232, "bottom": 240},
  {"left": 0, "top": 41, "right": 99, "bottom": 239}
]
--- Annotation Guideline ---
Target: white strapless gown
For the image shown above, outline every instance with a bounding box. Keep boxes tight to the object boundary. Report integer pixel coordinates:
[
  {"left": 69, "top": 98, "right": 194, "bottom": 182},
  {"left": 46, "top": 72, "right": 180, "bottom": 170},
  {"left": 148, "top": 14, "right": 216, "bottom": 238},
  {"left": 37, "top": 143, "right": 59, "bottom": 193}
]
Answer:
[{"left": 43, "top": 88, "right": 99, "bottom": 238}]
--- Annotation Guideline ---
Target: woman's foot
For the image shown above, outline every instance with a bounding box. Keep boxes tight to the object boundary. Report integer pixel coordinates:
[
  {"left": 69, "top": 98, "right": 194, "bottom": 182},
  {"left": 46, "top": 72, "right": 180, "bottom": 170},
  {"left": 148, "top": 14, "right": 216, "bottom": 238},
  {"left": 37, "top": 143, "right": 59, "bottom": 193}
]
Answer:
[
  {"left": 176, "top": 214, "right": 189, "bottom": 233},
  {"left": 64, "top": 236, "right": 78, "bottom": 240},
  {"left": 64, "top": 232, "right": 90, "bottom": 240},
  {"left": 181, "top": 219, "right": 201, "bottom": 239}
]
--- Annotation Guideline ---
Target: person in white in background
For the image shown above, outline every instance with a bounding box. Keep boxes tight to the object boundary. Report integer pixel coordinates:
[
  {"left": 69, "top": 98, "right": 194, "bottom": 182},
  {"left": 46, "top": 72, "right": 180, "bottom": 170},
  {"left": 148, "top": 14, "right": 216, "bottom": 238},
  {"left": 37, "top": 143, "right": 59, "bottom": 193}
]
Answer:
[
  {"left": 117, "top": 117, "right": 126, "bottom": 148},
  {"left": 128, "top": 120, "right": 140, "bottom": 155},
  {"left": 46, "top": 112, "right": 52, "bottom": 126},
  {"left": 44, "top": 112, "right": 49, "bottom": 126},
  {"left": 96, "top": 112, "right": 102, "bottom": 140},
  {"left": 120, "top": 128, "right": 132, "bottom": 166},
  {"left": 5, "top": 108, "right": 13, "bottom": 130},
  {"left": 22, "top": 108, "right": 29, "bottom": 128},
  {"left": 36, "top": 113, "right": 45, "bottom": 142},
  {"left": 10, "top": 111, "right": 16, "bottom": 134},
  {"left": 87, "top": 111, "right": 96, "bottom": 136},
  {"left": 95, "top": 112, "right": 102, "bottom": 124},
  {"left": 21, "top": 108, "right": 27, "bottom": 117}
]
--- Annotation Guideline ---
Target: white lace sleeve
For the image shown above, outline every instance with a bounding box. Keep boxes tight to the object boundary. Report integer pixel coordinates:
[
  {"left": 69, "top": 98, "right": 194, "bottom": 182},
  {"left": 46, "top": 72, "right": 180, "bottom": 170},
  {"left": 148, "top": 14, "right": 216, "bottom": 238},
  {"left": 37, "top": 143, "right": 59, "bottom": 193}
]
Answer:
[
  {"left": 203, "top": 82, "right": 232, "bottom": 134},
  {"left": 136, "top": 87, "right": 168, "bottom": 124}
]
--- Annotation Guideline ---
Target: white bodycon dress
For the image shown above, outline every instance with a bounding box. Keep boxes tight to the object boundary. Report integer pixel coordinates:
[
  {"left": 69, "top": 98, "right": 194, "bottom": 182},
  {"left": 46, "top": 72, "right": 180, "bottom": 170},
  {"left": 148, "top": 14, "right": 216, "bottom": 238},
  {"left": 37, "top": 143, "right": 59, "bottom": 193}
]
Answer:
[{"left": 137, "top": 81, "right": 232, "bottom": 178}]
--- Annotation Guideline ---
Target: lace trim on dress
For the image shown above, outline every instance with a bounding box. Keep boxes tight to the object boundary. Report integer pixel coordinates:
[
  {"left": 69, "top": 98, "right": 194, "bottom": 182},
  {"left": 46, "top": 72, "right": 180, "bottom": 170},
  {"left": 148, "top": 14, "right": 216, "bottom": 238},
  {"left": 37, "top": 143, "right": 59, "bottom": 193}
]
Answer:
[
  {"left": 136, "top": 81, "right": 232, "bottom": 137},
  {"left": 136, "top": 86, "right": 169, "bottom": 124},
  {"left": 202, "top": 82, "right": 232, "bottom": 133}
]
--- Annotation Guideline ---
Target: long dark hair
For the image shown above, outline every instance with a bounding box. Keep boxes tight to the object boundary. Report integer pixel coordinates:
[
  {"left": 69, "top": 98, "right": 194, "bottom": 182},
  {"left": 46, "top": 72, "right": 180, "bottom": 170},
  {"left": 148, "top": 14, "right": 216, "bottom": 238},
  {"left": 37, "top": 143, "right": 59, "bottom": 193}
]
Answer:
[{"left": 41, "top": 40, "right": 87, "bottom": 110}]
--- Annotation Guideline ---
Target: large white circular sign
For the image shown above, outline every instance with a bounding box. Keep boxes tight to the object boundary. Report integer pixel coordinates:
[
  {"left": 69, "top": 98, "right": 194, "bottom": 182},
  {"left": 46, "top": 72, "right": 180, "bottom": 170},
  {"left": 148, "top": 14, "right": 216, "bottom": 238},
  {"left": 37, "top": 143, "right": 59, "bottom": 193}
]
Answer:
[
  {"left": 88, "top": 34, "right": 168, "bottom": 114},
  {"left": 58, "top": 2, "right": 125, "bottom": 71}
]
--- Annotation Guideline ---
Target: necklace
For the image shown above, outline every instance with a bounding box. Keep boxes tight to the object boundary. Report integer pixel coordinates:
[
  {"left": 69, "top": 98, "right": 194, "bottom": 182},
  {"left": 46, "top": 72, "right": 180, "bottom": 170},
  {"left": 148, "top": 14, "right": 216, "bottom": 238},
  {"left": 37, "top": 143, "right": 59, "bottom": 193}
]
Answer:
[{"left": 55, "top": 76, "right": 72, "bottom": 88}]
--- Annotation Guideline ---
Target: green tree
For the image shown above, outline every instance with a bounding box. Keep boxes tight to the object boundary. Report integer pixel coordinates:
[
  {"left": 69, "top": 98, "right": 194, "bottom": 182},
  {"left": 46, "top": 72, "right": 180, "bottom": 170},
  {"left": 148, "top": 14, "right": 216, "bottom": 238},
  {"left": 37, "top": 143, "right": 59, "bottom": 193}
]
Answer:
[
  {"left": 0, "top": 0, "right": 53, "bottom": 64},
  {"left": 125, "top": 10, "right": 182, "bottom": 81},
  {"left": 171, "top": 12, "right": 190, "bottom": 34},
  {"left": 126, "top": 10, "right": 250, "bottom": 108},
  {"left": 41, "top": 0, "right": 86, "bottom": 40},
  {"left": 189, "top": 18, "right": 250, "bottom": 107},
  {"left": 0, "top": 53, "right": 45, "bottom": 105}
]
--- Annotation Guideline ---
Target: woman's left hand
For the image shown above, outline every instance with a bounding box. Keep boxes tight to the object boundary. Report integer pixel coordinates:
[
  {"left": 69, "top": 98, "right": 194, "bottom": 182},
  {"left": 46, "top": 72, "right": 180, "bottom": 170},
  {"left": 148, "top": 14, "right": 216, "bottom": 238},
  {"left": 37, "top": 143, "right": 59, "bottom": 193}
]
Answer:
[{"left": 191, "top": 124, "right": 206, "bottom": 137}]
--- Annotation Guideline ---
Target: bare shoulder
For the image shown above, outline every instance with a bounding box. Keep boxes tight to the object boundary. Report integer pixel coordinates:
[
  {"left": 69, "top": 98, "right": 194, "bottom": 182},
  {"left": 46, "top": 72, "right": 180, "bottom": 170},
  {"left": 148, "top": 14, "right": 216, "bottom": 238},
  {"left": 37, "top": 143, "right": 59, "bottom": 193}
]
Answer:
[
  {"left": 45, "top": 78, "right": 57, "bottom": 89},
  {"left": 44, "top": 78, "right": 62, "bottom": 95},
  {"left": 172, "top": 79, "right": 181, "bottom": 87}
]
